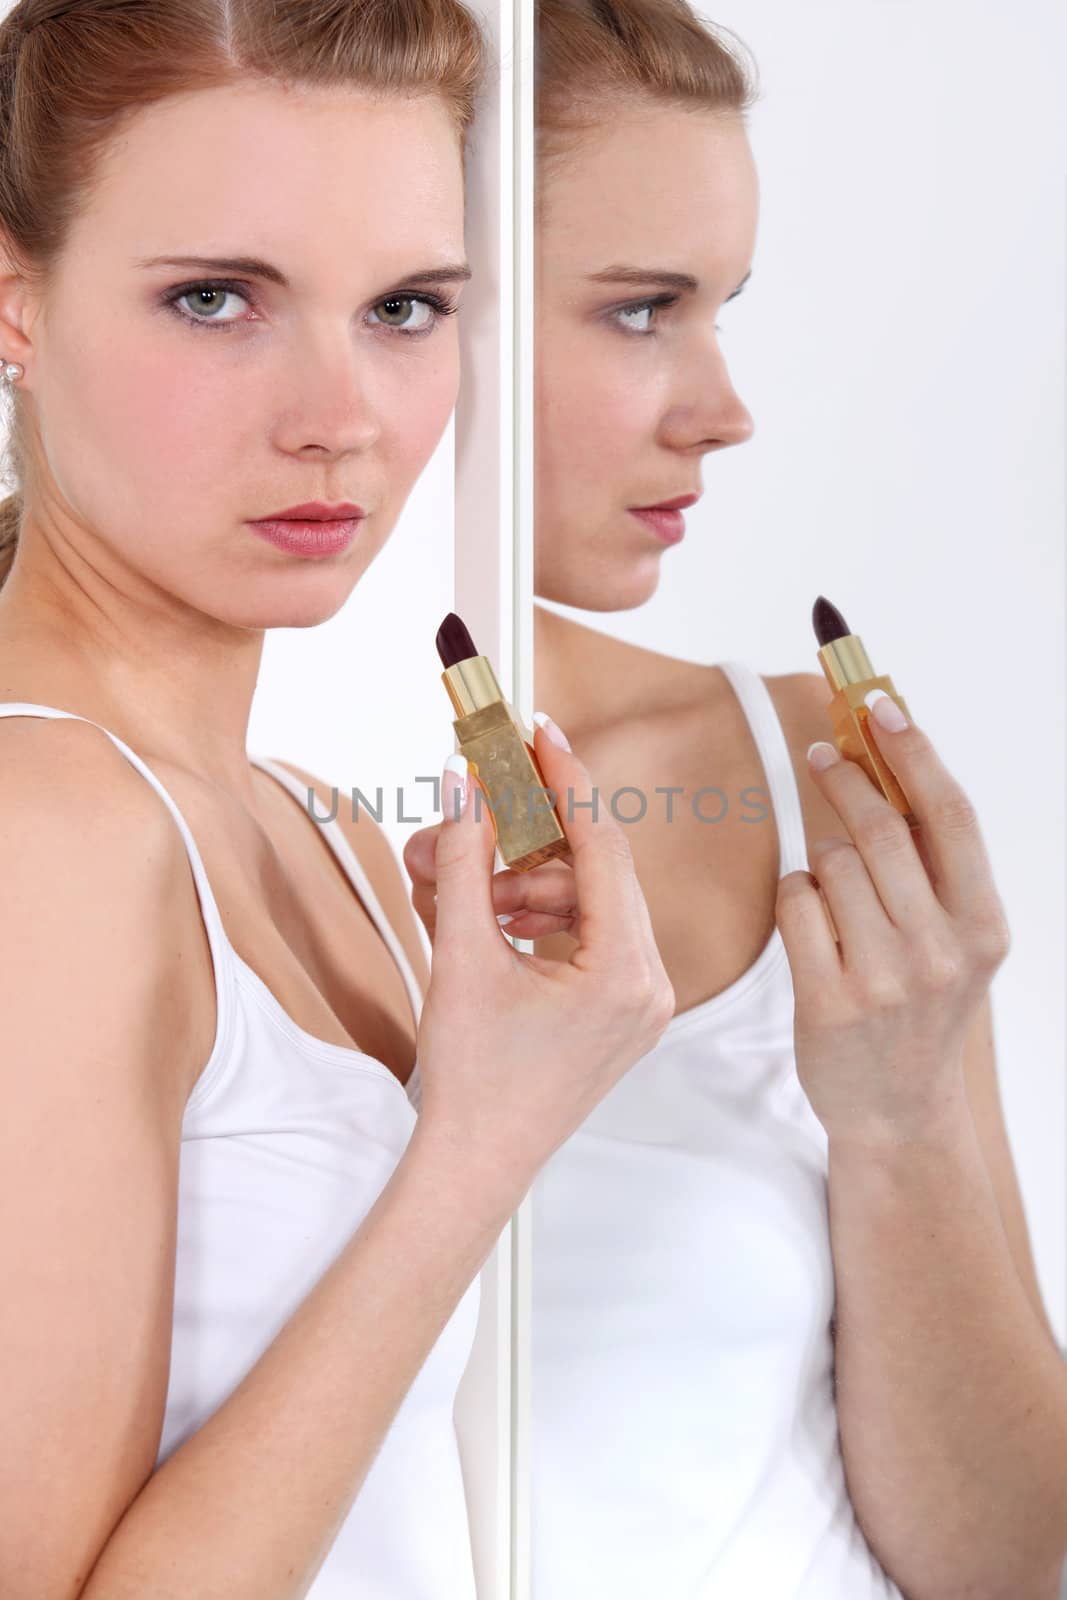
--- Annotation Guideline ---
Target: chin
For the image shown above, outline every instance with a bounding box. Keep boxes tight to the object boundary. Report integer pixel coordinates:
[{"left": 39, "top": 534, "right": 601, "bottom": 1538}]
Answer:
[
  {"left": 206, "top": 588, "right": 354, "bottom": 632},
  {"left": 270, "top": 595, "right": 353, "bottom": 629},
  {"left": 535, "top": 552, "right": 662, "bottom": 613}
]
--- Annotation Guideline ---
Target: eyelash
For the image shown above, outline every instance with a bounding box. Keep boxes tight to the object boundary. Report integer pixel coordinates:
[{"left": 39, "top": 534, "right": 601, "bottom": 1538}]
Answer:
[
  {"left": 611, "top": 293, "right": 726, "bottom": 337},
  {"left": 161, "top": 279, "right": 461, "bottom": 337}
]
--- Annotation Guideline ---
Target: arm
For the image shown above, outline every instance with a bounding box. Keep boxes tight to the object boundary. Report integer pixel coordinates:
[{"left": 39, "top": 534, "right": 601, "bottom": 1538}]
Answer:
[
  {"left": 0, "top": 724, "right": 510, "bottom": 1600},
  {"left": 827, "top": 999, "right": 1067, "bottom": 1600},
  {"left": 787, "top": 672, "right": 1060, "bottom": 1344},
  {"left": 85, "top": 1126, "right": 509, "bottom": 1600},
  {"left": 788, "top": 673, "right": 1067, "bottom": 1598}
]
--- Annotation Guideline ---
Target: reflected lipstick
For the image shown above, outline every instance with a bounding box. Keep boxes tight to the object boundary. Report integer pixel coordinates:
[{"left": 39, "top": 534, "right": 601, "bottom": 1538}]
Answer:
[
  {"left": 436, "top": 612, "right": 571, "bottom": 871},
  {"left": 812, "top": 595, "right": 917, "bottom": 828}
]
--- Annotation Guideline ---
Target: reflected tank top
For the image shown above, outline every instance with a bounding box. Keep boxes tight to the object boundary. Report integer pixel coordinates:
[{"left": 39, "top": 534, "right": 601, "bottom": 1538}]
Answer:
[
  {"left": 529, "top": 661, "right": 904, "bottom": 1600},
  {"left": 0, "top": 702, "right": 478, "bottom": 1600}
]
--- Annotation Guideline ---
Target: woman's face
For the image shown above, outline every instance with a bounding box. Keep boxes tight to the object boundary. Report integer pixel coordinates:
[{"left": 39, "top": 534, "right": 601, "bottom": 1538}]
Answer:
[
  {"left": 535, "top": 105, "right": 758, "bottom": 611},
  {"left": 13, "top": 79, "right": 468, "bottom": 628}
]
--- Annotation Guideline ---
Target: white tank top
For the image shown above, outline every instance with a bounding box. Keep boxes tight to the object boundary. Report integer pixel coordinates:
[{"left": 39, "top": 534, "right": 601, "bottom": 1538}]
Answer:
[
  {"left": 0, "top": 703, "right": 478, "bottom": 1600},
  {"left": 529, "top": 662, "right": 904, "bottom": 1600}
]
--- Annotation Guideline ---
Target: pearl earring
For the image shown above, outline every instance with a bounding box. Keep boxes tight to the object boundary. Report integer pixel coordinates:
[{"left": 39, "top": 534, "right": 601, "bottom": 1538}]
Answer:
[{"left": 2, "top": 361, "right": 24, "bottom": 383}]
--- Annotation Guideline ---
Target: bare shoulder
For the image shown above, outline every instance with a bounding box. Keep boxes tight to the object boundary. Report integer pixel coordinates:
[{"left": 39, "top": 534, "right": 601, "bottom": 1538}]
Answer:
[
  {"left": 763, "top": 668, "right": 833, "bottom": 748},
  {"left": 266, "top": 757, "right": 430, "bottom": 994},
  {"left": 0, "top": 710, "right": 189, "bottom": 858},
  {"left": 665, "top": 660, "right": 828, "bottom": 765},
  {"left": 0, "top": 715, "right": 203, "bottom": 1109},
  {"left": 634, "top": 652, "right": 817, "bottom": 725},
  {"left": 775, "top": 668, "right": 834, "bottom": 715},
  {"left": 0, "top": 715, "right": 197, "bottom": 1588}
]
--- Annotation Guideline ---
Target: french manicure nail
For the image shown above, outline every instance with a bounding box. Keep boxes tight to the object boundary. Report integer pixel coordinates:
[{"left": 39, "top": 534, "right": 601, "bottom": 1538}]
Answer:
[
  {"left": 807, "top": 741, "right": 840, "bottom": 771},
  {"left": 442, "top": 752, "right": 469, "bottom": 819},
  {"left": 864, "top": 688, "right": 908, "bottom": 731},
  {"left": 533, "top": 710, "right": 571, "bottom": 751}
]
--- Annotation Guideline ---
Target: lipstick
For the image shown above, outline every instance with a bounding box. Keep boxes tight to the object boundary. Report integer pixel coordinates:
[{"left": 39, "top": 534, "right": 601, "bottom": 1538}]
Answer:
[
  {"left": 436, "top": 612, "right": 571, "bottom": 872},
  {"left": 812, "top": 595, "right": 918, "bottom": 829}
]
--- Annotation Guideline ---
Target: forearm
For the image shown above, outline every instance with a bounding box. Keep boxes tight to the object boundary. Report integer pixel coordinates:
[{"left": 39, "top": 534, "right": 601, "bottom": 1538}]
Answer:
[
  {"left": 827, "top": 1103, "right": 1067, "bottom": 1600},
  {"left": 80, "top": 1124, "right": 516, "bottom": 1600}
]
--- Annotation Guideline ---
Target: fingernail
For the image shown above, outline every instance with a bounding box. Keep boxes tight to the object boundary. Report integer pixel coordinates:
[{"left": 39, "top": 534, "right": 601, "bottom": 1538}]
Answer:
[
  {"left": 533, "top": 710, "right": 571, "bottom": 751},
  {"left": 442, "top": 752, "right": 469, "bottom": 819},
  {"left": 496, "top": 912, "right": 516, "bottom": 926},
  {"left": 807, "top": 740, "right": 840, "bottom": 771},
  {"left": 864, "top": 688, "right": 908, "bottom": 731}
]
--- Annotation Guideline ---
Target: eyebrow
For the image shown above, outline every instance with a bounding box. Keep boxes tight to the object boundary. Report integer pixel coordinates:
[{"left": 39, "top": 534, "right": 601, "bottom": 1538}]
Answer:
[
  {"left": 586, "top": 265, "right": 752, "bottom": 299},
  {"left": 134, "top": 253, "right": 474, "bottom": 288}
]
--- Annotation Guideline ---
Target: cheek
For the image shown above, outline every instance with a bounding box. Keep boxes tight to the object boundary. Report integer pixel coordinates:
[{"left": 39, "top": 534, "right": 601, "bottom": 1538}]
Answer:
[
  {"left": 537, "top": 330, "right": 654, "bottom": 497},
  {"left": 42, "top": 322, "right": 240, "bottom": 535},
  {"left": 382, "top": 350, "right": 459, "bottom": 484},
  {"left": 43, "top": 324, "right": 460, "bottom": 539}
]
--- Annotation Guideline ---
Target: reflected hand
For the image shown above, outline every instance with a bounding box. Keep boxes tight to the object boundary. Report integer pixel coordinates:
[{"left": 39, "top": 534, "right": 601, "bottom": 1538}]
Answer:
[{"left": 776, "top": 692, "right": 1012, "bottom": 1146}]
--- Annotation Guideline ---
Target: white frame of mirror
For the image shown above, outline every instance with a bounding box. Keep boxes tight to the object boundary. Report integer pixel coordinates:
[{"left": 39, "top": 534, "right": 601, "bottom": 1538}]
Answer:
[{"left": 450, "top": 0, "right": 534, "bottom": 1592}]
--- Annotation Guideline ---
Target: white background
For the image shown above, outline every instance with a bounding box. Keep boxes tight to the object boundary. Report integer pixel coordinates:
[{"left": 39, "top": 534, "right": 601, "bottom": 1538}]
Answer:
[{"left": 542, "top": 0, "right": 1067, "bottom": 1343}]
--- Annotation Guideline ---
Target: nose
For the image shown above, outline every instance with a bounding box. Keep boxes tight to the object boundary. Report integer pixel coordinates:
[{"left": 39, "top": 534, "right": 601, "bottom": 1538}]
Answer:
[
  {"left": 663, "top": 343, "right": 755, "bottom": 454},
  {"left": 273, "top": 335, "right": 383, "bottom": 459}
]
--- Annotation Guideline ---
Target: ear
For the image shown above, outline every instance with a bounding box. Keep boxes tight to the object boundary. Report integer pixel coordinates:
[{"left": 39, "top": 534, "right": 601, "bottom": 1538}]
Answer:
[{"left": 0, "top": 235, "right": 38, "bottom": 375}]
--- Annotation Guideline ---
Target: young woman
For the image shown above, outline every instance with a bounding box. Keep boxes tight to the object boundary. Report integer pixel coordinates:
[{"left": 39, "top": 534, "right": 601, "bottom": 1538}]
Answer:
[
  {"left": 406, "top": 2, "right": 1067, "bottom": 1595},
  {"left": 0, "top": 3, "right": 674, "bottom": 1596},
  {"left": 527, "top": 5, "right": 1067, "bottom": 1597}
]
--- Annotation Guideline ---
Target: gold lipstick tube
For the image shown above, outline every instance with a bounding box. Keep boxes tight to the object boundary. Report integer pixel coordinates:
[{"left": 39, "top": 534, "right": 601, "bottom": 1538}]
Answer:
[
  {"left": 441, "top": 653, "right": 571, "bottom": 872},
  {"left": 816, "top": 632, "right": 918, "bottom": 829}
]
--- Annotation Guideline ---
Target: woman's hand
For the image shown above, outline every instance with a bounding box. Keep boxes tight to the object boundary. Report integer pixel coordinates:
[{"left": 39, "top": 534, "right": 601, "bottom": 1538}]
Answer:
[
  {"left": 776, "top": 690, "right": 1012, "bottom": 1147},
  {"left": 408, "top": 715, "right": 674, "bottom": 1202}
]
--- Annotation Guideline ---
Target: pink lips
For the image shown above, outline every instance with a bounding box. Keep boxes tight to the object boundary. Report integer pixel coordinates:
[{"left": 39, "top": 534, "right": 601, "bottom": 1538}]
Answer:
[
  {"left": 629, "top": 507, "right": 686, "bottom": 544},
  {"left": 257, "top": 500, "right": 365, "bottom": 520},
  {"left": 247, "top": 501, "right": 365, "bottom": 558},
  {"left": 250, "top": 518, "right": 361, "bottom": 555},
  {"left": 628, "top": 491, "right": 700, "bottom": 546}
]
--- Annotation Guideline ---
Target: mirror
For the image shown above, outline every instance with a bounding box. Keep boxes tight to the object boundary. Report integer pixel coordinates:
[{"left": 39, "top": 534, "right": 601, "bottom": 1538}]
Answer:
[{"left": 527, "top": 3, "right": 1066, "bottom": 1596}]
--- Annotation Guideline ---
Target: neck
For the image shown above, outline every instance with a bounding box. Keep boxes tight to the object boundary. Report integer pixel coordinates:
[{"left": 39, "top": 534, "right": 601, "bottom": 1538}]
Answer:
[
  {"left": 532, "top": 602, "right": 641, "bottom": 741},
  {"left": 0, "top": 554, "right": 265, "bottom": 803}
]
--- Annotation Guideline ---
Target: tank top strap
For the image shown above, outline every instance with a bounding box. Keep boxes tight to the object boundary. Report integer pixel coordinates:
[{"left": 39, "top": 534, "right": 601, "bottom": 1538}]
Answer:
[
  {"left": 0, "top": 701, "right": 236, "bottom": 985},
  {"left": 716, "top": 663, "right": 810, "bottom": 878},
  {"left": 248, "top": 754, "right": 426, "bottom": 1108}
]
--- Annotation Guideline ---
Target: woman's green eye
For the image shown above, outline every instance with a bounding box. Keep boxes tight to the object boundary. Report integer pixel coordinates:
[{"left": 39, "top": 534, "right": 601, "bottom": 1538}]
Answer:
[
  {"left": 165, "top": 281, "right": 253, "bottom": 330},
  {"left": 371, "top": 296, "right": 433, "bottom": 332},
  {"left": 164, "top": 280, "right": 458, "bottom": 337},
  {"left": 189, "top": 289, "right": 223, "bottom": 316},
  {"left": 178, "top": 287, "right": 248, "bottom": 322}
]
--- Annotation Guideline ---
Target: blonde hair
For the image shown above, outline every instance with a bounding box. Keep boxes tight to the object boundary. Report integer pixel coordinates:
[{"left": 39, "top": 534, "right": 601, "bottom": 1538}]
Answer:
[
  {"left": 0, "top": 0, "right": 488, "bottom": 589},
  {"left": 536, "top": 0, "right": 759, "bottom": 208}
]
